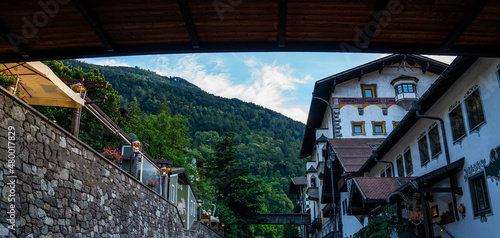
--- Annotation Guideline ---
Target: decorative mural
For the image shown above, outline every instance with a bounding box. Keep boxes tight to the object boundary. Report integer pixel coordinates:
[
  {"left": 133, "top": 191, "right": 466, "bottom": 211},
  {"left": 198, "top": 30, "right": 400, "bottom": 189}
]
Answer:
[
  {"left": 463, "top": 145, "right": 500, "bottom": 185},
  {"left": 178, "top": 197, "right": 187, "bottom": 215},
  {"left": 464, "top": 159, "right": 487, "bottom": 182},
  {"left": 485, "top": 146, "right": 500, "bottom": 185}
]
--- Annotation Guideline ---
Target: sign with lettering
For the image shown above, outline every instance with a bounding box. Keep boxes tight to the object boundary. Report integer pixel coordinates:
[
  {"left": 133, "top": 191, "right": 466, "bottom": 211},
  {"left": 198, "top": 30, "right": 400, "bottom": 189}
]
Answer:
[{"left": 464, "top": 159, "right": 486, "bottom": 182}]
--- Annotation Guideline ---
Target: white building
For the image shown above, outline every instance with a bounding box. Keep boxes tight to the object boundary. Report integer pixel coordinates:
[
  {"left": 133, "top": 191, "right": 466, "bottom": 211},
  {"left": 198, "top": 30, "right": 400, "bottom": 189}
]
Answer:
[
  {"left": 297, "top": 54, "right": 447, "bottom": 237},
  {"left": 350, "top": 57, "right": 500, "bottom": 237}
]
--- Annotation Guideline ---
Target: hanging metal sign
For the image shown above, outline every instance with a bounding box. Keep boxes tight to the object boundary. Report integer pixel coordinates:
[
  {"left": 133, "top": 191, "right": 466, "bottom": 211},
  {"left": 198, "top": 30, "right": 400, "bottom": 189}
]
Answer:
[{"left": 405, "top": 196, "right": 424, "bottom": 226}]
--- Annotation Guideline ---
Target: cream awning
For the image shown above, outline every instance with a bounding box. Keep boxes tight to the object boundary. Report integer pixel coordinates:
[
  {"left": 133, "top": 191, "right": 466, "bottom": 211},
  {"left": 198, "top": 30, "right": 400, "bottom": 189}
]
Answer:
[{"left": 1, "top": 62, "right": 84, "bottom": 108}]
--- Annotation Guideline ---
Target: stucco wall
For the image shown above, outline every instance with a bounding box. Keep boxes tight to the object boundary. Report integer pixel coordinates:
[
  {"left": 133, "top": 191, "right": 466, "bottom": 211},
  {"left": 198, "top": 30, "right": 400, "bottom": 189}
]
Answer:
[
  {"left": 367, "top": 58, "right": 500, "bottom": 237},
  {"left": 0, "top": 88, "right": 219, "bottom": 238},
  {"left": 332, "top": 68, "right": 440, "bottom": 139}
]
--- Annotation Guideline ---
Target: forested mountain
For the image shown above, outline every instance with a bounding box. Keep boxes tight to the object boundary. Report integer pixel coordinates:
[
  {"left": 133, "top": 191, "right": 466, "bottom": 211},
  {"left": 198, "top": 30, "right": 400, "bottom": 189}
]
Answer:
[{"left": 56, "top": 60, "right": 306, "bottom": 237}]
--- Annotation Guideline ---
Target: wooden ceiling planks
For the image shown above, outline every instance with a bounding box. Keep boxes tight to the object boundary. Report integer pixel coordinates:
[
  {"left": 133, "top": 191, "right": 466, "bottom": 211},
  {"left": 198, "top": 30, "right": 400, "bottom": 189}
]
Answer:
[
  {"left": 189, "top": 0, "right": 279, "bottom": 43},
  {"left": 1, "top": 0, "right": 500, "bottom": 62}
]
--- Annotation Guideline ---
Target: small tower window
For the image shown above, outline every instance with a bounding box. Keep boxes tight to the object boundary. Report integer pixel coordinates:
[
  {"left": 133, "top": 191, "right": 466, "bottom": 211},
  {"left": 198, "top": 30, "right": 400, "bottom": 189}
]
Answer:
[
  {"left": 396, "top": 84, "right": 415, "bottom": 93},
  {"left": 361, "top": 85, "right": 376, "bottom": 98}
]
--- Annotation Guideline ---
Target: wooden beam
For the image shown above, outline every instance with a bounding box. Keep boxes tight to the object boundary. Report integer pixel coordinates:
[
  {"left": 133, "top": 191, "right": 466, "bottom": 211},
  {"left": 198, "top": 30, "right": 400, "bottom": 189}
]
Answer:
[
  {"left": 422, "top": 62, "right": 429, "bottom": 74},
  {"left": 363, "top": 0, "right": 390, "bottom": 47},
  {"left": 442, "top": 0, "right": 489, "bottom": 51},
  {"left": 0, "top": 25, "right": 30, "bottom": 57},
  {"left": 70, "top": 0, "right": 115, "bottom": 52},
  {"left": 278, "top": 0, "right": 287, "bottom": 47},
  {"left": 2, "top": 41, "right": 500, "bottom": 64},
  {"left": 177, "top": 0, "right": 200, "bottom": 49}
]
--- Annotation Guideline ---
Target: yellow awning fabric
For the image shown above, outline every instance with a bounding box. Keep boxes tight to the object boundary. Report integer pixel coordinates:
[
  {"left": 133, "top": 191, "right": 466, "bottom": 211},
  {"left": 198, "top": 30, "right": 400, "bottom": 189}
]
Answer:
[{"left": 1, "top": 62, "right": 84, "bottom": 108}]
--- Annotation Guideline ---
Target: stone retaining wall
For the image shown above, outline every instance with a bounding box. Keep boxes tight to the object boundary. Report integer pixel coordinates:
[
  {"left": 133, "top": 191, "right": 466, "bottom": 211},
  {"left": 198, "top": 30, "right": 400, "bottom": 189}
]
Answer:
[{"left": 0, "top": 88, "right": 220, "bottom": 238}]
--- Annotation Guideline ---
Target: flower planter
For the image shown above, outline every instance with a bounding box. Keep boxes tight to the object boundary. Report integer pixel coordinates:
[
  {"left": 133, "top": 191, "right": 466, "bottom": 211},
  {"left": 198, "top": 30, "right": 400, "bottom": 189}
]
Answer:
[{"left": 147, "top": 179, "right": 159, "bottom": 188}]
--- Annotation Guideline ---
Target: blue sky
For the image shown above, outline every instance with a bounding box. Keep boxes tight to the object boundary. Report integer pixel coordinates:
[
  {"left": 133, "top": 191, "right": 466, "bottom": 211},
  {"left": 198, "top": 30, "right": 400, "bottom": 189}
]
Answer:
[{"left": 80, "top": 53, "right": 454, "bottom": 123}]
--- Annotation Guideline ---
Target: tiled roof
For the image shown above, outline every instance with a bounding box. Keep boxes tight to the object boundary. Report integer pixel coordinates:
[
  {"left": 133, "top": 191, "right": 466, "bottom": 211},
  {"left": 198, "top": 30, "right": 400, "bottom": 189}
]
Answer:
[
  {"left": 353, "top": 177, "right": 414, "bottom": 201},
  {"left": 289, "top": 176, "right": 307, "bottom": 194},
  {"left": 306, "top": 165, "right": 318, "bottom": 173},
  {"left": 330, "top": 138, "right": 384, "bottom": 173},
  {"left": 316, "top": 134, "right": 329, "bottom": 143},
  {"left": 291, "top": 176, "right": 307, "bottom": 186}
]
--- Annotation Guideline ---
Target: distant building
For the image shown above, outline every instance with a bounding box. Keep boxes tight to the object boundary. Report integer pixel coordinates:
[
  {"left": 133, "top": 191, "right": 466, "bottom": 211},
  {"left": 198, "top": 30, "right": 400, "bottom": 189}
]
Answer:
[
  {"left": 295, "top": 54, "right": 448, "bottom": 237},
  {"left": 121, "top": 145, "right": 200, "bottom": 229},
  {"left": 289, "top": 176, "right": 309, "bottom": 237}
]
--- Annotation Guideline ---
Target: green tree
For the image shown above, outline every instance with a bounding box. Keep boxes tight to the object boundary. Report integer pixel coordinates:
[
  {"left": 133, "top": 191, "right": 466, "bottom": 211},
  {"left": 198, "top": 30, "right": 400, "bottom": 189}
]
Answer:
[
  {"left": 204, "top": 133, "right": 264, "bottom": 238},
  {"left": 353, "top": 218, "right": 417, "bottom": 238},
  {"left": 123, "top": 111, "right": 191, "bottom": 170}
]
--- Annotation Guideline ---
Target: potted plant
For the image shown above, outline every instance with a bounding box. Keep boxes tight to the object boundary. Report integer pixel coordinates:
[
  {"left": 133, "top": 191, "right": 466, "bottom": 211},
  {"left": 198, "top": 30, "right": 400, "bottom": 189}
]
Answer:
[
  {"left": 147, "top": 179, "right": 159, "bottom": 188},
  {"left": 0, "top": 69, "right": 26, "bottom": 99},
  {"left": 101, "top": 146, "right": 124, "bottom": 166}
]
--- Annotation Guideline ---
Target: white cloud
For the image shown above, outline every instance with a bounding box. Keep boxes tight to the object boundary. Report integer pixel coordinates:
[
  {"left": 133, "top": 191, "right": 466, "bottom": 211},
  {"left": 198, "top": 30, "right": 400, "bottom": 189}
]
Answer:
[
  {"left": 80, "top": 59, "right": 130, "bottom": 67},
  {"left": 148, "top": 55, "right": 311, "bottom": 123}
]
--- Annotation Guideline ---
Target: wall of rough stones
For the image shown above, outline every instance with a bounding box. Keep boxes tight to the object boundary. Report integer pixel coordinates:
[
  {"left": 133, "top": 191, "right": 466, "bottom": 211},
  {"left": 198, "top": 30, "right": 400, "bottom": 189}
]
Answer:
[
  {"left": 185, "top": 221, "right": 222, "bottom": 238},
  {"left": 0, "top": 88, "right": 220, "bottom": 238}
]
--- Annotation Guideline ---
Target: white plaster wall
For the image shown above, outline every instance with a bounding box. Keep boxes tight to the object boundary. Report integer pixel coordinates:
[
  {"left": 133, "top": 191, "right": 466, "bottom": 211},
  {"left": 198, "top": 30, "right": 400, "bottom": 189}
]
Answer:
[
  {"left": 332, "top": 69, "right": 439, "bottom": 139},
  {"left": 332, "top": 68, "right": 438, "bottom": 98},
  {"left": 340, "top": 191, "right": 364, "bottom": 238},
  {"left": 368, "top": 58, "right": 500, "bottom": 237},
  {"left": 316, "top": 128, "right": 330, "bottom": 140}
]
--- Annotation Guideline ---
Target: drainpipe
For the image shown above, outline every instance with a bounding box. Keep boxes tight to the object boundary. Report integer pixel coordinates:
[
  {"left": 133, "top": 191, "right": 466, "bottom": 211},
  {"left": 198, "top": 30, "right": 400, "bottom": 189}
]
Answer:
[
  {"left": 371, "top": 152, "right": 395, "bottom": 177},
  {"left": 412, "top": 102, "right": 451, "bottom": 165},
  {"left": 312, "top": 94, "right": 336, "bottom": 139},
  {"left": 412, "top": 102, "right": 460, "bottom": 226}
]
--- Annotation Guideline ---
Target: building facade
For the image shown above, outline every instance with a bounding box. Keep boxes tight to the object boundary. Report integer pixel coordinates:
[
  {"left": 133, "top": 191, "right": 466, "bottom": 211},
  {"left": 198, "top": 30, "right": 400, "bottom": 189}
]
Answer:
[
  {"left": 349, "top": 57, "right": 500, "bottom": 237},
  {"left": 296, "top": 54, "right": 448, "bottom": 238}
]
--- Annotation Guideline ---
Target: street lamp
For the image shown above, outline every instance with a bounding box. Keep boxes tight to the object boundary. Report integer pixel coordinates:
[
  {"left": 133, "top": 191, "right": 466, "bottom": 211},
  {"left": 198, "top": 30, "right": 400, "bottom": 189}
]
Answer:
[
  {"left": 222, "top": 223, "right": 225, "bottom": 237},
  {"left": 70, "top": 82, "right": 87, "bottom": 97},
  {"left": 69, "top": 83, "right": 87, "bottom": 137},
  {"left": 327, "top": 149, "right": 337, "bottom": 237},
  {"left": 197, "top": 200, "right": 203, "bottom": 221},
  {"left": 132, "top": 139, "right": 142, "bottom": 179},
  {"left": 160, "top": 167, "right": 172, "bottom": 200},
  {"left": 208, "top": 210, "right": 212, "bottom": 229}
]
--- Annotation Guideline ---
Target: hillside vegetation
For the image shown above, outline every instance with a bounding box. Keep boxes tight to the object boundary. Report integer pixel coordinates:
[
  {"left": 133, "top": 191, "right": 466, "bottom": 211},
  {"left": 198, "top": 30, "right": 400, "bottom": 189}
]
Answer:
[{"left": 42, "top": 60, "right": 305, "bottom": 237}]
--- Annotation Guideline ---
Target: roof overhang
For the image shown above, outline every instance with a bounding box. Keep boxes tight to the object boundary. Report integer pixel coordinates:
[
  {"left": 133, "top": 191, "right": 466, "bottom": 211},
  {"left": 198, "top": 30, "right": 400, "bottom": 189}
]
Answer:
[
  {"left": 0, "top": 1, "right": 499, "bottom": 62},
  {"left": 395, "top": 158, "right": 465, "bottom": 194}
]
